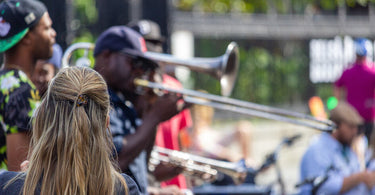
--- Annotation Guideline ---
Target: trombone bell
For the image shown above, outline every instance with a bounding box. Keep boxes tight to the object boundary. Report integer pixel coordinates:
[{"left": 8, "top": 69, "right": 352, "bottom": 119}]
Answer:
[
  {"left": 61, "top": 41, "right": 239, "bottom": 97},
  {"left": 144, "top": 42, "right": 239, "bottom": 97}
]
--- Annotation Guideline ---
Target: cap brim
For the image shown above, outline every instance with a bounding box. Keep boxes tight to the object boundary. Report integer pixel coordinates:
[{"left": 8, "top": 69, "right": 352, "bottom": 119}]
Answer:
[
  {"left": 0, "top": 28, "right": 28, "bottom": 53},
  {"left": 120, "top": 48, "right": 159, "bottom": 69},
  {"left": 145, "top": 37, "right": 165, "bottom": 44}
]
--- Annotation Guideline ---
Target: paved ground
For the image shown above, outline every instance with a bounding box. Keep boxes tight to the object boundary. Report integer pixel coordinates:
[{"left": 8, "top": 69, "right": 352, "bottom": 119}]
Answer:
[{"left": 210, "top": 117, "right": 321, "bottom": 195}]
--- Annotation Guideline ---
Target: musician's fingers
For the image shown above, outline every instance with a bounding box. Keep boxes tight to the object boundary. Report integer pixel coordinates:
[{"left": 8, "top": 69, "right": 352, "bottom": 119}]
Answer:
[{"left": 176, "top": 101, "right": 184, "bottom": 112}]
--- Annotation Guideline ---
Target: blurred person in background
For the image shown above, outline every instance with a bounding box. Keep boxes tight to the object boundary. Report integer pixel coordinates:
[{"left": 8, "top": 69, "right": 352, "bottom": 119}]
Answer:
[
  {"left": 0, "top": 0, "right": 55, "bottom": 171},
  {"left": 129, "top": 19, "right": 193, "bottom": 190},
  {"left": 334, "top": 38, "right": 375, "bottom": 143},
  {"left": 31, "top": 43, "right": 62, "bottom": 96},
  {"left": 189, "top": 99, "right": 254, "bottom": 185},
  {"left": 299, "top": 102, "right": 375, "bottom": 195},
  {"left": 93, "top": 25, "right": 185, "bottom": 195},
  {"left": 334, "top": 38, "right": 375, "bottom": 169}
]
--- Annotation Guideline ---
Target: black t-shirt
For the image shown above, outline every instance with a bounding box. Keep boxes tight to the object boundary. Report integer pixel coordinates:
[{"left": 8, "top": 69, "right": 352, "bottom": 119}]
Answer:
[{"left": 0, "top": 171, "right": 140, "bottom": 194}]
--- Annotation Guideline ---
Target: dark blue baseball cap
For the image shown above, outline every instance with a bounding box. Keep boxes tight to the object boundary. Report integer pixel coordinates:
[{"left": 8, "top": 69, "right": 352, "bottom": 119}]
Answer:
[
  {"left": 94, "top": 26, "right": 159, "bottom": 69},
  {"left": 0, "top": 0, "right": 47, "bottom": 52}
]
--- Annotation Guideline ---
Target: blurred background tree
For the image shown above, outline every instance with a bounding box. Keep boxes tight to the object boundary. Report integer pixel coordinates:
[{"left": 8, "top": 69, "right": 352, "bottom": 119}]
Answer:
[{"left": 192, "top": 39, "right": 312, "bottom": 107}]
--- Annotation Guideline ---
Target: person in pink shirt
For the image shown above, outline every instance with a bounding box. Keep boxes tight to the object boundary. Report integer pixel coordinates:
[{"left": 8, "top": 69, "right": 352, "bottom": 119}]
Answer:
[
  {"left": 334, "top": 38, "right": 375, "bottom": 142},
  {"left": 154, "top": 74, "right": 192, "bottom": 189}
]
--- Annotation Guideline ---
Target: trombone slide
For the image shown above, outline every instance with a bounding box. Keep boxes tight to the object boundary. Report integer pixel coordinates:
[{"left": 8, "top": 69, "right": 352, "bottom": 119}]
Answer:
[{"left": 134, "top": 78, "right": 336, "bottom": 132}]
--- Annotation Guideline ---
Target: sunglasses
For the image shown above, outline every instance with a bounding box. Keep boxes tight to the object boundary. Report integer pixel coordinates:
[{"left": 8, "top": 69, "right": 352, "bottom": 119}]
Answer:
[{"left": 119, "top": 52, "right": 158, "bottom": 71}]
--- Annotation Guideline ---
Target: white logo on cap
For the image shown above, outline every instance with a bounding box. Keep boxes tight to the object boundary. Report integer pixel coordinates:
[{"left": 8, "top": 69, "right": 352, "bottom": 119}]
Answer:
[
  {"left": 0, "top": 17, "right": 11, "bottom": 37},
  {"left": 139, "top": 21, "right": 151, "bottom": 35},
  {"left": 25, "top": 13, "right": 36, "bottom": 25}
]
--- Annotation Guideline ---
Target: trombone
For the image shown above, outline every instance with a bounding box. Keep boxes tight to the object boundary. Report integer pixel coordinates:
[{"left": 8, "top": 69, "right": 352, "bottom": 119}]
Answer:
[
  {"left": 61, "top": 42, "right": 239, "bottom": 97},
  {"left": 62, "top": 42, "right": 336, "bottom": 131},
  {"left": 150, "top": 146, "right": 248, "bottom": 184},
  {"left": 144, "top": 42, "right": 239, "bottom": 97},
  {"left": 134, "top": 78, "right": 336, "bottom": 131}
]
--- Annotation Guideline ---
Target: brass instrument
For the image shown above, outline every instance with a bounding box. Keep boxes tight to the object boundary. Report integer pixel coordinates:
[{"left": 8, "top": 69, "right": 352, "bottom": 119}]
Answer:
[
  {"left": 61, "top": 42, "right": 94, "bottom": 68},
  {"left": 134, "top": 78, "right": 336, "bottom": 131},
  {"left": 144, "top": 42, "right": 239, "bottom": 97},
  {"left": 62, "top": 42, "right": 336, "bottom": 132},
  {"left": 61, "top": 42, "right": 238, "bottom": 97},
  {"left": 150, "top": 146, "right": 248, "bottom": 184}
]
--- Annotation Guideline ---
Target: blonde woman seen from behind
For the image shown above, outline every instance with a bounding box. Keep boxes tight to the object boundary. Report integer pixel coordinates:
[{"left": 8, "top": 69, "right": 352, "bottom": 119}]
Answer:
[{"left": 0, "top": 67, "right": 140, "bottom": 195}]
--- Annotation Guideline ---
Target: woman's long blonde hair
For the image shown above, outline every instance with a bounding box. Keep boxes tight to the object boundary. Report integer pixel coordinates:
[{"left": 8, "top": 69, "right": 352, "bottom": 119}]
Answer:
[{"left": 23, "top": 67, "right": 128, "bottom": 195}]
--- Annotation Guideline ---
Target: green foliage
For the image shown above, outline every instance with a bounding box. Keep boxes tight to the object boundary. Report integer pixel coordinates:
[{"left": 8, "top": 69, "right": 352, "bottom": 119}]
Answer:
[
  {"left": 192, "top": 40, "right": 316, "bottom": 106},
  {"left": 172, "top": 0, "right": 267, "bottom": 13},
  {"left": 172, "top": 0, "right": 199, "bottom": 11},
  {"left": 70, "top": 31, "right": 96, "bottom": 68},
  {"left": 233, "top": 47, "right": 272, "bottom": 103},
  {"left": 74, "top": 0, "right": 97, "bottom": 24},
  {"left": 315, "top": 83, "right": 334, "bottom": 104},
  {"left": 346, "top": 0, "right": 369, "bottom": 6},
  {"left": 238, "top": 0, "right": 268, "bottom": 13},
  {"left": 319, "top": 0, "right": 337, "bottom": 10},
  {"left": 274, "top": 0, "right": 288, "bottom": 14},
  {"left": 172, "top": 0, "right": 374, "bottom": 13},
  {"left": 73, "top": 31, "right": 95, "bottom": 43}
]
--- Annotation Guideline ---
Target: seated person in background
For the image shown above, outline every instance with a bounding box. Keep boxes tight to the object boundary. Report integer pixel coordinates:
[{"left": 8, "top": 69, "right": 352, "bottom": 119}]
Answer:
[
  {"left": 189, "top": 102, "right": 253, "bottom": 185},
  {"left": 190, "top": 103, "right": 252, "bottom": 163},
  {"left": 300, "top": 102, "right": 375, "bottom": 195},
  {"left": 31, "top": 43, "right": 62, "bottom": 96},
  {"left": 0, "top": 67, "right": 140, "bottom": 194}
]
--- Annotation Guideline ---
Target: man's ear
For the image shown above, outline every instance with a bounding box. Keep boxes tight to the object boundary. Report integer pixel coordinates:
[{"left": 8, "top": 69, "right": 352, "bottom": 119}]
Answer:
[
  {"left": 100, "top": 50, "right": 112, "bottom": 58},
  {"left": 19, "top": 32, "right": 33, "bottom": 46}
]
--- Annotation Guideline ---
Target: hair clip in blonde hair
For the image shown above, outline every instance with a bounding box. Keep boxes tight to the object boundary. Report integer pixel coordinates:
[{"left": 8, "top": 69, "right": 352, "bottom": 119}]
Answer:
[{"left": 76, "top": 94, "right": 88, "bottom": 107}]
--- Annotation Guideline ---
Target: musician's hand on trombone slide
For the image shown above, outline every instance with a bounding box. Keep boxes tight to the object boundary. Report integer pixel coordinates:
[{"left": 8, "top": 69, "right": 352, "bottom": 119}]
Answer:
[{"left": 145, "top": 92, "right": 190, "bottom": 123}]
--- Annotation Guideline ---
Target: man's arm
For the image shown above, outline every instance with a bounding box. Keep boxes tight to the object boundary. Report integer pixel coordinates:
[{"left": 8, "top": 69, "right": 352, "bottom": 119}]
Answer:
[
  {"left": 303, "top": 148, "right": 375, "bottom": 194},
  {"left": 300, "top": 145, "right": 340, "bottom": 194},
  {"left": 339, "top": 171, "right": 375, "bottom": 193},
  {"left": 117, "top": 94, "right": 182, "bottom": 171},
  {"left": 6, "top": 132, "right": 30, "bottom": 171}
]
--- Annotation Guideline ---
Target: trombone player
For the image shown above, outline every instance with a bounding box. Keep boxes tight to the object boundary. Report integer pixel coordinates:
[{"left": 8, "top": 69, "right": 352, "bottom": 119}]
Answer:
[{"left": 93, "top": 25, "right": 186, "bottom": 195}]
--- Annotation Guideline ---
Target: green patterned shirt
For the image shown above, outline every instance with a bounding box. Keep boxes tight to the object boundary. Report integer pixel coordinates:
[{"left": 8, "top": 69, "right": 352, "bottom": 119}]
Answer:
[{"left": 0, "top": 69, "right": 40, "bottom": 170}]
